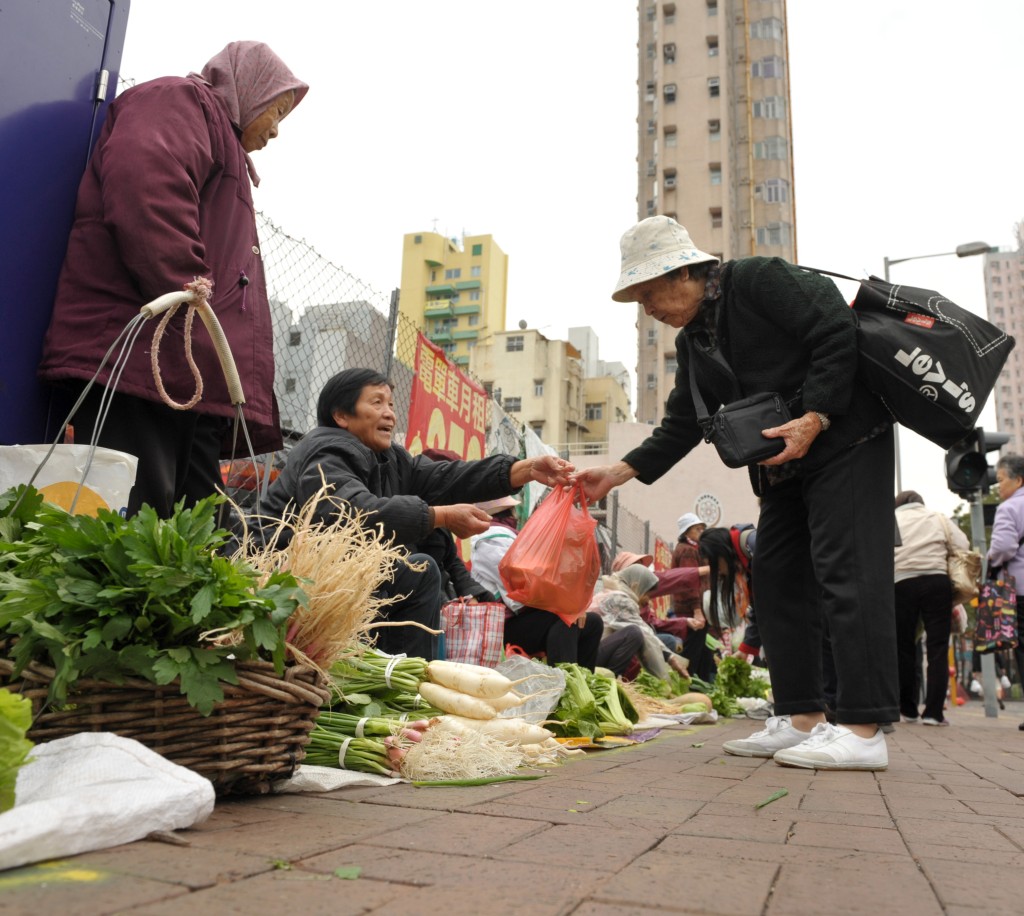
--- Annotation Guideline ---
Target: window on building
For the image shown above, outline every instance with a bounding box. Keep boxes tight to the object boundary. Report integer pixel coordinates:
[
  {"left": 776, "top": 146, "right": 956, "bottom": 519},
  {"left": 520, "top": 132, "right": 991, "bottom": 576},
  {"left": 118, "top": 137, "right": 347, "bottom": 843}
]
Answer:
[
  {"left": 707, "top": 36, "right": 719, "bottom": 56},
  {"left": 585, "top": 403, "right": 604, "bottom": 421},
  {"left": 753, "top": 136, "right": 788, "bottom": 159},
  {"left": 646, "top": 4, "right": 656, "bottom": 21},
  {"left": 471, "top": 243, "right": 482, "bottom": 256},
  {"left": 444, "top": 268, "right": 462, "bottom": 279},
  {"left": 707, "top": 77, "right": 720, "bottom": 97},
  {"left": 534, "top": 380, "right": 544, "bottom": 397},
  {"left": 442, "top": 343, "right": 456, "bottom": 355},
  {"left": 756, "top": 222, "right": 793, "bottom": 247},
  {"left": 706, "top": 0, "right": 718, "bottom": 14},
  {"left": 663, "top": 43, "right": 676, "bottom": 64},
  {"left": 663, "top": 3, "right": 676, "bottom": 25},
  {"left": 665, "top": 357, "right": 678, "bottom": 375},
  {"left": 284, "top": 377, "right": 296, "bottom": 393},
  {"left": 663, "top": 83, "right": 677, "bottom": 103},
  {"left": 531, "top": 422, "right": 544, "bottom": 437},
  {"left": 646, "top": 199, "right": 657, "bottom": 216},
  {"left": 469, "top": 314, "right": 480, "bottom": 326},
  {"left": 752, "top": 95, "right": 786, "bottom": 119},
  {"left": 506, "top": 335, "right": 524, "bottom": 352},
  {"left": 709, "top": 163, "right": 722, "bottom": 185},
  {"left": 757, "top": 177, "right": 790, "bottom": 202},
  {"left": 752, "top": 56, "right": 784, "bottom": 78},
  {"left": 708, "top": 118, "right": 721, "bottom": 140},
  {"left": 288, "top": 330, "right": 301, "bottom": 346},
  {"left": 646, "top": 373, "right": 658, "bottom": 389},
  {"left": 414, "top": 234, "right": 422, "bottom": 244},
  {"left": 750, "top": 17, "right": 784, "bottom": 40},
  {"left": 647, "top": 118, "right": 656, "bottom": 135},
  {"left": 648, "top": 328, "right": 658, "bottom": 346},
  {"left": 664, "top": 125, "right": 678, "bottom": 147},
  {"left": 469, "top": 290, "right": 481, "bottom": 301},
  {"left": 646, "top": 42, "right": 656, "bottom": 59},
  {"left": 471, "top": 265, "right": 481, "bottom": 277},
  {"left": 504, "top": 397, "right": 522, "bottom": 413},
  {"left": 645, "top": 80, "right": 656, "bottom": 102},
  {"left": 710, "top": 207, "right": 723, "bottom": 229}
]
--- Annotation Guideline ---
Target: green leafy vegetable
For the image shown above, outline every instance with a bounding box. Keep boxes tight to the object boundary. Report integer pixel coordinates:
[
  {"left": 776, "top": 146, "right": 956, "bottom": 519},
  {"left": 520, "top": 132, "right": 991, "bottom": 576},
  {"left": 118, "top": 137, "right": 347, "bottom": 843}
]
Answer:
[
  {"left": 0, "top": 487, "right": 305, "bottom": 715},
  {"left": 715, "top": 656, "right": 770, "bottom": 700},
  {"left": 550, "top": 663, "right": 603, "bottom": 738},
  {"left": 0, "top": 688, "right": 34, "bottom": 812}
]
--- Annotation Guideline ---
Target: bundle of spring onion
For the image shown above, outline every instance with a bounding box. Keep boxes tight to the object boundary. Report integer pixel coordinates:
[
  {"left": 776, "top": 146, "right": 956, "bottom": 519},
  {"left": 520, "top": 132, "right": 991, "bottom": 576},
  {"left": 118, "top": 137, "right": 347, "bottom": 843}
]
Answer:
[
  {"left": 305, "top": 713, "right": 431, "bottom": 774},
  {"left": 327, "top": 647, "right": 428, "bottom": 701}
]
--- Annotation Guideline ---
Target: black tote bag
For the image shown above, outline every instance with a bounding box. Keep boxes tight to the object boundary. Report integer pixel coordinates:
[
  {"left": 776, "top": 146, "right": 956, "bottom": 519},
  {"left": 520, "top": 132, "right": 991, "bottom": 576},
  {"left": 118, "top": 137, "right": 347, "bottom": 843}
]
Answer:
[{"left": 798, "top": 268, "right": 1015, "bottom": 449}]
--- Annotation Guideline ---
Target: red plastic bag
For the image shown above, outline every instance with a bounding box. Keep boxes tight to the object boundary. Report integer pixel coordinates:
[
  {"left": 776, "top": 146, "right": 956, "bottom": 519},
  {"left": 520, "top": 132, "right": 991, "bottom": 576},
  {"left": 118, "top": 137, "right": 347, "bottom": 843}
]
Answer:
[{"left": 498, "top": 484, "right": 600, "bottom": 625}]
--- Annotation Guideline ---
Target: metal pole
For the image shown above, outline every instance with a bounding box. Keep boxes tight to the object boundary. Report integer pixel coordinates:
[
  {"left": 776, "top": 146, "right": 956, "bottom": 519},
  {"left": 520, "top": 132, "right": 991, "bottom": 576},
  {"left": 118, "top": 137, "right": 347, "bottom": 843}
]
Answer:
[
  {"left": 970, "top": 493, "right": 999, "bottom": 717},
  {"left": 384, "top": 288, "right": 400, "bottom": 381},
  {"left": 643, "top": 520, "right": 651, "bottom": 555},
  {"left": 610, "top": 490, "right": 620, "bottom": 554}
]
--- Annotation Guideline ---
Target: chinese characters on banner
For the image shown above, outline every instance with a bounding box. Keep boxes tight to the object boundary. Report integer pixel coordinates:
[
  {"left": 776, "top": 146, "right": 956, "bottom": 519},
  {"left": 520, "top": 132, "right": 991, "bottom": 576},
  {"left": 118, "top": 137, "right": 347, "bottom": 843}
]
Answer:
[
  {"left": 407, "top": 333, "right": 488, "bottom": 460},
  {"left": 650, "top": 536, "right": 673, "bottom": 620}
]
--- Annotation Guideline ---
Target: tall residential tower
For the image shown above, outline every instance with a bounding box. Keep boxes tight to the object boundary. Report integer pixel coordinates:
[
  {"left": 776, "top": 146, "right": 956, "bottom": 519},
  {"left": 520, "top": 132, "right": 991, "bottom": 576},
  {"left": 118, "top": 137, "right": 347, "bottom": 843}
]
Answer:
[{"left": 635, "top": 0, "right": 797, "bottom": 423}]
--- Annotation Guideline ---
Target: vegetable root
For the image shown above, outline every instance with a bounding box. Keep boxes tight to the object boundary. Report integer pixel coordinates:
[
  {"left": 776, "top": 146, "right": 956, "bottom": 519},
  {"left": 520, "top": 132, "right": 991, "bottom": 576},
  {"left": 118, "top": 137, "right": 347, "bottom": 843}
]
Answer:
[
  {"left": 417, "top": 681, "right": 498, "bottom": 720},
  {"left": 438, "top": 714, "right": 554, "bottom": 746},
  {"left": 425, "top": 660, "right": 527, "bottom": 699}
]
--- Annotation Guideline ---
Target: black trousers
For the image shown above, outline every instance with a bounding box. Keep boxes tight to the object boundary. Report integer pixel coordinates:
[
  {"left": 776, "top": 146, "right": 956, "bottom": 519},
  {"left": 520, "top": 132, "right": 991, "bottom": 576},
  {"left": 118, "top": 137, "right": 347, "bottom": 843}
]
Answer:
[
  {"left": 503, "top": 609, "right": 603, "bottom": 670},
  {"left": 754, "top": 428, "right": 899, "bottom": 724},
  {"left": 894, "top": 574, "right": 953, "bottom": 721},
  {"left": 375, "top": 553, "right": 442, "bottom": 661},
  {"left": 64, "top": 383, "right": 228, "bottom": 518},
  {"left": 596, "top": 625, "right": 647, "bottom": 677}
]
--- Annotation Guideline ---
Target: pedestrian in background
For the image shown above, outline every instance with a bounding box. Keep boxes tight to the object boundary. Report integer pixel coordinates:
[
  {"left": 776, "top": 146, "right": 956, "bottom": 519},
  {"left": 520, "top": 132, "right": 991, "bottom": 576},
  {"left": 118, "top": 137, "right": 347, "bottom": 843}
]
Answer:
[
  {"left": 986, "top": 455, "right": 1024, "bottom": 731},
  {"left": 893, "top": 490, "right": 966, "bottom": 726}
]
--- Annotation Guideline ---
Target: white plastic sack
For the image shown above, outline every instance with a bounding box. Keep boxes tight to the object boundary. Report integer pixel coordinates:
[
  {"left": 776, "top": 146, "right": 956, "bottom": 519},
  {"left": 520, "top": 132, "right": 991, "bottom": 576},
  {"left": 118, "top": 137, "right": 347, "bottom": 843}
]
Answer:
[
  {"left": 273, "top": 765, "right": 401, "bottom": 793},
  {"left": 496, "top": 655, "right": 566, "bottom": 724},
  {"left": 0, "top": 444, "right": 138, "bottom": 516},
  {"left": 0, "top": 732, "right": 214, "bottom": 871}
]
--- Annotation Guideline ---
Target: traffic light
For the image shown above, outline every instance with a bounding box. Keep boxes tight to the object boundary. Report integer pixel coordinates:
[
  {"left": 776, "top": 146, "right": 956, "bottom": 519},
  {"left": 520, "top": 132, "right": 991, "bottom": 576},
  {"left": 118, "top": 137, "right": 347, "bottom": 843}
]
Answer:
[{"left": 944, "top": 427, "right": 1011, "bottom": 497}]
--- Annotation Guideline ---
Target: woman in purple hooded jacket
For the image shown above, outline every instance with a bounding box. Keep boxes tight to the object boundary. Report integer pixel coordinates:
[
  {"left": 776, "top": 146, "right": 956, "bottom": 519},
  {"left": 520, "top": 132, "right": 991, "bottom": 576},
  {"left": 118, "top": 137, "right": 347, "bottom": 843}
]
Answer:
[{"left": 38, "top": 42, "right": 308, "bottom": 517}]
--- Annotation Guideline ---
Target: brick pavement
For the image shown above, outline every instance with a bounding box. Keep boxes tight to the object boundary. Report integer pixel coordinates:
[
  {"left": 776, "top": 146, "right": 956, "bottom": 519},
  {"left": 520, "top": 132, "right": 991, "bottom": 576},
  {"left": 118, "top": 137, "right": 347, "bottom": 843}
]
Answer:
[{"left": 3, "top": 701, "right": 1024, "bottom": 915}]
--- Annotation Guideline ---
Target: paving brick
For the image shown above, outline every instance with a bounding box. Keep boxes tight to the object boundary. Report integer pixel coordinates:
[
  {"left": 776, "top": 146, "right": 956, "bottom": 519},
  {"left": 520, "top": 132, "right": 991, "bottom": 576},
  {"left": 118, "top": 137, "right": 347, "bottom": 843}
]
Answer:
[
  {"left": 0, "top": 860, "right": 189, "bottom": 916},
  {"left": 919, "top": 857, "right": 1024, "bottom": 913},
  {"left": 657, "top": 834, "right": 910, "bottom": 871},
  {"left": 904, "top": 840, "right": 1024, "bottom": 866},
  {"left": 360, "top": 811, "right": 547, "bottom": 855},
  {"left": 786, "top": 820, "right": 908, "bottom": 855},
  {"left": 897, "top": 815, "right": 1024, "bottom": 850},
  {"left": 798, "top": 789, "right": 890, "bottom": 817},
  {"left": 670, "top": 812, "right": 794, "bottom": 844},
  {"left": 883, "top": 794, "right": 975, "bottom": 816},
  {"left": 594, "top": 851, "right": 777, "bottom": 915},
  {"left": 498, "top": 823, "right": 659, "bottom": 871},
  {"left": 767, "top": 860, "right": 942, "bottom": 915}
]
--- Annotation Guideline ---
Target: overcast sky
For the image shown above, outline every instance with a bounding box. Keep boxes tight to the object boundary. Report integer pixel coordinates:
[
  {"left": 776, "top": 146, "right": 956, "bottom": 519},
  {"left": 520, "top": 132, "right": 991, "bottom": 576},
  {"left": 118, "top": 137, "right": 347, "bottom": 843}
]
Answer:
[{"left": 118, "top": 0, "right": 1023, "bottom": 515}]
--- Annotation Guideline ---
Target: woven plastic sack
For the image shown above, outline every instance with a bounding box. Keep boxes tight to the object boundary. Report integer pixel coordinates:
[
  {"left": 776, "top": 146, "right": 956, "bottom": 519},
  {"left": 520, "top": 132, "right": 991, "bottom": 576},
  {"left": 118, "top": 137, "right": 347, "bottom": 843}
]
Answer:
[
  {"left": 441, "top": 600, "right": 505, "bottom": 667},
  {"left": 498, "top": 484, "right": 600, "bottom": 625}
]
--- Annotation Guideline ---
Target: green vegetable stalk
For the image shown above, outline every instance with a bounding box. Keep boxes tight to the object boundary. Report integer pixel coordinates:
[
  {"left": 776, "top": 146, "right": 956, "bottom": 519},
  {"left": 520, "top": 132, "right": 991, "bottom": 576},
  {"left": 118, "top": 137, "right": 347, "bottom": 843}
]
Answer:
[
  {"left": 550, "top": 663, "right": 602, "bottom": 739},
  {"left": 585, "top": 669, "right": 635, "bottom": 734}
]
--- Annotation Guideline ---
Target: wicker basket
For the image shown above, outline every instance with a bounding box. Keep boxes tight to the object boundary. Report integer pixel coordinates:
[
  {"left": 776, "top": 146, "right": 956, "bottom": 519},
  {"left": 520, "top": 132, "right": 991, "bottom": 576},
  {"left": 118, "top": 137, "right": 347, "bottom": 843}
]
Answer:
[{"left": 0, "top": 657, "right": 330, "bottom": 795}]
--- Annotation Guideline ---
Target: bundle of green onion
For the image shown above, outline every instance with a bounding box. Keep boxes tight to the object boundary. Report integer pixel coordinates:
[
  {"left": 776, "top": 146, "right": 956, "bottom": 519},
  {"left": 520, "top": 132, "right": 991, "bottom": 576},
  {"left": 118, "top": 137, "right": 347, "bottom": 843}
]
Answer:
[{"left": 327, "top": 647, "right": 427, "bottom": 700}]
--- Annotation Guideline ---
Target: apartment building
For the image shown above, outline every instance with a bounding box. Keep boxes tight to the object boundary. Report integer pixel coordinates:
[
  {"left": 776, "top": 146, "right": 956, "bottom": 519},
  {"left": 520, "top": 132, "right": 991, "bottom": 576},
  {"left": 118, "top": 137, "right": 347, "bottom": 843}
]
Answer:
[
  {"left": 636, "top": 0, "right": 797, "bottom": 423},
  {"left": 986, "top": 222, "right": 1024, "bottom": 451},
  {"left": 399, "top": 231, "right": 508, "bottom": 368}
]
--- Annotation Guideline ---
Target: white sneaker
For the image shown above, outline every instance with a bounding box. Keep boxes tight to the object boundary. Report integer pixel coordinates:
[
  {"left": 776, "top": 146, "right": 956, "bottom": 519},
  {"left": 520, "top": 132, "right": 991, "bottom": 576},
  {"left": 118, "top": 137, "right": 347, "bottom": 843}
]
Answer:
[
  {"left": 970, "top": 679, "right": 983, "bottom": 695},
  {"left": 773, "top": 723, "right": 888, "bottom": 771},
  {"left": 722, "top": 716, "right": 812, "bottom": 758},
  {"left": 1000, "top": 675, "right": 1012, "bottom": 690}
]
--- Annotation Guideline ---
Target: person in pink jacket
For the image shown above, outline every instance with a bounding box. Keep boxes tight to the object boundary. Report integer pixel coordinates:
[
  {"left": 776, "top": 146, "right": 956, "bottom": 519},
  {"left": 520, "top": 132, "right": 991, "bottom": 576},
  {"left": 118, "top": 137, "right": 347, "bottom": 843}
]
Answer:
[{"left": 38, "top": 42, "right": 308, "bottom": 517}]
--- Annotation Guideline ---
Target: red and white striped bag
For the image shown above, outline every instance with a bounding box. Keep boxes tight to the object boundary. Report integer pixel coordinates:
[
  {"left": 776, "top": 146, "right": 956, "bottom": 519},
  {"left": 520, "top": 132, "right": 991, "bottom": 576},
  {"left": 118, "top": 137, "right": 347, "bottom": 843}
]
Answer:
[{"left": 440, "top": 600, "right": 505, "bottom": 667}]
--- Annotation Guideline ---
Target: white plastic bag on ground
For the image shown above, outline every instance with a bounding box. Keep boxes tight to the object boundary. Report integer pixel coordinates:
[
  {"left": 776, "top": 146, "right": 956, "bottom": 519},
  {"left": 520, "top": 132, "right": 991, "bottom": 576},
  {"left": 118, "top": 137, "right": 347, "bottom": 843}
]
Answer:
[
  {"left": 0, "top": 732, "right": 214, "bottom": 871},
  {"left": 496, "top": 655, "right": 566, "bottom": 724},
  {"left": 273, "top": 765, "right": 401, "bottom": 793}
]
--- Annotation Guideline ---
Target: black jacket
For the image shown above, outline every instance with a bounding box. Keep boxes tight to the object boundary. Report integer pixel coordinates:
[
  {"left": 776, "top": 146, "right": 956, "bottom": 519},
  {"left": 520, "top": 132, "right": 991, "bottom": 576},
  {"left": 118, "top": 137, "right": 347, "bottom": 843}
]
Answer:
[
  {"left": 259, "top": 426, "right": 518, "bottom": 551},
  {"left": 624, "top": 257, "right": 890, "bottom": 489}
]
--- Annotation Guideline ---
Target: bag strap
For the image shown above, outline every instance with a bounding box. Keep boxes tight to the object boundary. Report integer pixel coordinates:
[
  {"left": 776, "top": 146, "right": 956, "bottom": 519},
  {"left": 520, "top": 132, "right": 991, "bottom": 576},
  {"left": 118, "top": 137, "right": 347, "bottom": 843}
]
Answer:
[
  {"left": 792, "top": 264, "right": 864, "bottom": 284},
  {"left": 686, "top": 335, "right": 740, "bottom": 439}
]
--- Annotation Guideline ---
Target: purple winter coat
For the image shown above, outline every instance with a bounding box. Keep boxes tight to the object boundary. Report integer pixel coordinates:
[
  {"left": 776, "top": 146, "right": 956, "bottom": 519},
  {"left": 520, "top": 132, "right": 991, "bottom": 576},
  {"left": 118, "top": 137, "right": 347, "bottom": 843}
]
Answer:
[{"left": 38, "top": 76, "right": 281, "bottom": 454}]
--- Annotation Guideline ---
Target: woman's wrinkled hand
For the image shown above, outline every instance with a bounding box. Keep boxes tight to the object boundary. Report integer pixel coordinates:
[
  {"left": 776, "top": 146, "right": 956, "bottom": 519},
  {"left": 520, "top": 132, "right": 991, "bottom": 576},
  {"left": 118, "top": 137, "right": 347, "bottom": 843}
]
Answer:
[
  {"left": 530, "top": 454, "right": 576, "bottom": 487},
  {"left": 434, "top": 504, "right": 492, "bottom": 538},
  {"left": 759, "top": 412, "right": 824, "bottom": 466}
]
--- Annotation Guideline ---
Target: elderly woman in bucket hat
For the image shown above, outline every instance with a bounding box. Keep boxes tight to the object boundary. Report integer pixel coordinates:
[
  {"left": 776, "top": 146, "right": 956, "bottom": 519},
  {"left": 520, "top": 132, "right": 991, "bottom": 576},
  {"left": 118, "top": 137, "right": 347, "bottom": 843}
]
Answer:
[{"left": 572, "top": 216, "right": 898, "bottom": 771}]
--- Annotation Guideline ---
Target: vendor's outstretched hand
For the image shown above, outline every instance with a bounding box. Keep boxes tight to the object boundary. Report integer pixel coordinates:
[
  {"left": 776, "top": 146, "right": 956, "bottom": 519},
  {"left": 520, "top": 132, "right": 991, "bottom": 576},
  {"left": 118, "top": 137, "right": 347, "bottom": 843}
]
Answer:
[
  {"left": 569, "top": 461, "right": 637, "bottom": 503},
  {"left": 529, "top": 454, "right": 575, "bottom": 487},
  {"left": 434, "top": 503, "right": 492, "bottom": 538}
]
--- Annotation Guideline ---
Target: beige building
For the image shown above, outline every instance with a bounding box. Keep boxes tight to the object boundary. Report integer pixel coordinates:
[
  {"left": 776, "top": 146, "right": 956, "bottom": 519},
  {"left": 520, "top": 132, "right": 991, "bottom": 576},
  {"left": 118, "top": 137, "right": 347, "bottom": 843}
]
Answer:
[
  {"left": 986, "top": 221, "right": 1024, "bottom": 451},
  {"left": 469, "top": 329, "right": 586, "bottom": 450},
  {"left": 636, "top": 0, "right": 797, "bottom": 423},
  {"left": 399, "top": 231, "right": 508, "bottom": 368}
]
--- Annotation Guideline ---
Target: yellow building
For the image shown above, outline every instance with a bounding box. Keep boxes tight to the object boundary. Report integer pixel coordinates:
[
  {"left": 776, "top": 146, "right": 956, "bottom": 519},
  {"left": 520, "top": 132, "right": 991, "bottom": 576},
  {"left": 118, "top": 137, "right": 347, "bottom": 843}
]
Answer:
[
  {"left": 582, "top": 376, "right": 632, "bottom": 454},
  {"left": 399, "top": 231, "right": 508, "bottom": 367}
]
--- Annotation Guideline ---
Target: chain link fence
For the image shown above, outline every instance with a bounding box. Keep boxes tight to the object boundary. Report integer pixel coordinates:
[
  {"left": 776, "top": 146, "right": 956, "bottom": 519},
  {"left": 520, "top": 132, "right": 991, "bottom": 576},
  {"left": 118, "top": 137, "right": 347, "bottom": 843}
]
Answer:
[{"left": 247, "top": 212, "right": 653, "bottom": 569}]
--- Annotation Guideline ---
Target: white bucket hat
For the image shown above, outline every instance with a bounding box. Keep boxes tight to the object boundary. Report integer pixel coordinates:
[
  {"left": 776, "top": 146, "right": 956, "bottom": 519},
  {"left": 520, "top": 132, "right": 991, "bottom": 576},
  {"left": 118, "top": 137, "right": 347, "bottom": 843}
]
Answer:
[
  {"left": 611, "top": 216, "right": 719, "bottom": 302},
  {"left": 677, "top": 512, "right": 705, "bottom": 537}
]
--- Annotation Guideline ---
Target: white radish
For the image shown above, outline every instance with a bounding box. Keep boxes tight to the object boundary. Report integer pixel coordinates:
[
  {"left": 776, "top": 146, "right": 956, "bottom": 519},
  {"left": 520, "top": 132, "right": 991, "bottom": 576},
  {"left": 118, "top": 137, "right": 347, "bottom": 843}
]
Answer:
[
  {"left": 440, "top": 714, "right": 554, "bottom": 746},
  {"left": 487, "top": 691, "right": 527, "bottom": 713},
  {"left": 425, "top": 660, "right": 523, "bottom": 699},
  {"left": 418, "top": 681, "right": 497, "bottom": 720}
]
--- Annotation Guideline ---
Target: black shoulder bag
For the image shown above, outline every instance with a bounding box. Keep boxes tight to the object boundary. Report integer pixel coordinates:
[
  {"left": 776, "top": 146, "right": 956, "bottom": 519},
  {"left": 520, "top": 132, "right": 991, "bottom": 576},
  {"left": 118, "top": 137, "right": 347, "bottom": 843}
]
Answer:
[{"left": 685, "top": 336, "right": 791, "bottom": 469}]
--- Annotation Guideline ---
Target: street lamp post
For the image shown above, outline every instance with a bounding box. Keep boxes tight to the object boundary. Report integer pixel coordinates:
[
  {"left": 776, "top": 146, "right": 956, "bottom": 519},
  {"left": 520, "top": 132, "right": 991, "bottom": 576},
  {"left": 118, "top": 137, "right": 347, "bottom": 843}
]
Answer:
[{"left": 881, "top": 241, "right": 994, "bottom": 494}]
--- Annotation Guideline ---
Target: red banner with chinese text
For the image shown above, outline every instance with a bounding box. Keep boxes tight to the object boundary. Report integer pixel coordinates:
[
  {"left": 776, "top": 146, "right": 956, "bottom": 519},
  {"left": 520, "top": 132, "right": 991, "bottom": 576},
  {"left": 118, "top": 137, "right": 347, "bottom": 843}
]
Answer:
[
  {"left": 650, "top": 536, "right": 673, "bottom": 620},
  {"left": 406, "top": 334, "right": 488, "bottom": 461}
]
